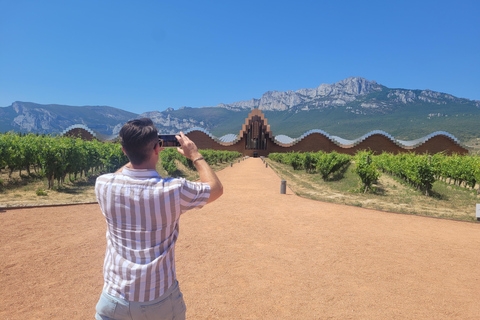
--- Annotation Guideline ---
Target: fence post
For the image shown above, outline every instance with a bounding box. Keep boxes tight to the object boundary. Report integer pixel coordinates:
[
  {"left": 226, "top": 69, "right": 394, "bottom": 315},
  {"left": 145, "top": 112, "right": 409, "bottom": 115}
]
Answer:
[{"left": 280, "top": 180, "right": 287, "bottom": 194}]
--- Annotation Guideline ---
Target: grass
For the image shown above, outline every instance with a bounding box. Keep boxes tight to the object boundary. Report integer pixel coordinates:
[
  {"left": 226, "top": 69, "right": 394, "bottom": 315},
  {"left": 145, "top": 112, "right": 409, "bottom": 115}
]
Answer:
[
  {"left": 0, "top": 168, "right": 102, "bottom": 207},
  {"left": 266, "top": 159, "right": 480, "bottom": 222},
  {"left": 0, "top": 156, "right": 238, "bottom": 208}
]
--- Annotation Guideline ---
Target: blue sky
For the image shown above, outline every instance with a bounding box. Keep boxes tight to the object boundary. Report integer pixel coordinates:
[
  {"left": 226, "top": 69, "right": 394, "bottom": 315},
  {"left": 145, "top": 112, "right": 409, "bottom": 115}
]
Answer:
[{"left": 1, "top": 0, "right": 479, "bottom": 114}]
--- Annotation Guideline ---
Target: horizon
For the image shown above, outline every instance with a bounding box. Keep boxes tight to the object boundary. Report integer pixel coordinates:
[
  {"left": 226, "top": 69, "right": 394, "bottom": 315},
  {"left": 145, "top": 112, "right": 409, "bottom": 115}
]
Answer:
[
  {"left": 3, "top": 75, "right": 479, "bottom": 115},
  {"left": 1, "top": 1, "right": 479, "bottom": 114}
]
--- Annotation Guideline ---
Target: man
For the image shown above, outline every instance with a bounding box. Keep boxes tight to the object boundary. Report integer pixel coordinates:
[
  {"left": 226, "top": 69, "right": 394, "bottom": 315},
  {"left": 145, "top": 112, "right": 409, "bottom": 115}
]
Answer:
[{"left": 94, "top": 118, "right": 223, "bottom": 320}]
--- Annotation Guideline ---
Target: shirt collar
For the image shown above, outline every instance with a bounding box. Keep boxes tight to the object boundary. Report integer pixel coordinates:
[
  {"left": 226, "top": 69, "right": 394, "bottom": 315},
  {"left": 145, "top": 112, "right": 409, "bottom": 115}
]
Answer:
[{"left": 122, "top": 167, "right": 161, "bottom": 179}]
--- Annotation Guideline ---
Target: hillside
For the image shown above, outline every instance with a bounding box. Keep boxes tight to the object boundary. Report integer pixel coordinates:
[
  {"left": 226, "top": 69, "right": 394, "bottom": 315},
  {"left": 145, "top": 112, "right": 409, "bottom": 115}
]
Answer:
[
  {"left": 142, "top": 77, "right": 480, "bottom": 141},
  {"left": 1, "top": 77, "right": 479, "bottom": 142},
  {"left": 0, "top": 102, "right": 138, "bottom": 135}
]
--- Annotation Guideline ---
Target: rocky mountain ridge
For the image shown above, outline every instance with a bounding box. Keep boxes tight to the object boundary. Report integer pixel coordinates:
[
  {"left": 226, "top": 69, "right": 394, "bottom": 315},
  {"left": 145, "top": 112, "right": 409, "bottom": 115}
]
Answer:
[
  {"left": 216, "top": 77, "right": 385, "bottom": 111},
  {"left": 0, "top": 101, "right": 138, "bottom": 135},
  {"left": 1, "top": 77, "right": 479, "bottom": 141},
  {"left": 214, "top": 77, "right": 479, "bottom": 113},
  {"left": 140, "top": 110, "right": 206, "bottom": 134}
]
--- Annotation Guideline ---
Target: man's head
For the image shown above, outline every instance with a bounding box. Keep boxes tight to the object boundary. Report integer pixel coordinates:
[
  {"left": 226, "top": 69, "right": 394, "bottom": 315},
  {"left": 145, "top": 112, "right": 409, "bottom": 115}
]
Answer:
[{"left": 119, "top": 118, "right": 159, "bottom": 165}]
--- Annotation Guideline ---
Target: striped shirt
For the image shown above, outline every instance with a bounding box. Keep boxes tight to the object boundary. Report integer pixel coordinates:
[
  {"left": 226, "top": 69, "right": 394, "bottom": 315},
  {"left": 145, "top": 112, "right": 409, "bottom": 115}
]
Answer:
[{"left": 95, "top": 167, "right": 210, "bottom": 302}]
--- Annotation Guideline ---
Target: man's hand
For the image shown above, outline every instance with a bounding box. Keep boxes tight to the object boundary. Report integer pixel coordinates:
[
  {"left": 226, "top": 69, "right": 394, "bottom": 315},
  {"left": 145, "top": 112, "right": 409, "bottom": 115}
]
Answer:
[
  {"left": 175, "top": 132, "right": 202, "bottom": 161},
  {"left": 174, "top": 132, "right": 223, "bottom": 203}
]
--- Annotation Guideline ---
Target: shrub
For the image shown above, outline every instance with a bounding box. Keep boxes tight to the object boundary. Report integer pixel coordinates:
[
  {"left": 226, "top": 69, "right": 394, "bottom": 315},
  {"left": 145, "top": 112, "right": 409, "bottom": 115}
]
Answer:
[
  {"left": 317, "top": 151, "right": 351, "bottom": 180},
  {"left": 303, "top": 152, "right": 317, "bottom": 173},
  {"left": 289, "top": 152, "right": 304, "bottom": 170},
  {"left": 36, "top": 188, "right": 48, "bottom": 196},
  {"left": 354, "top": 151, "right": 380, "bottom": 193}
]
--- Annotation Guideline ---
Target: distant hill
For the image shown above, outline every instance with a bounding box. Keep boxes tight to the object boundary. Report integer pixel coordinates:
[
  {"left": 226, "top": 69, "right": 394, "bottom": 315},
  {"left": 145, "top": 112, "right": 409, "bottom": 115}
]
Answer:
[
  {"left": 140, "top": 77, "right": 480, "bottom": 141},
  {"left": 0, "top": 102, "right": 138, "bottom": 135},
  {"left": 1, "top": 77, "right": 480, "bottom": 142}
]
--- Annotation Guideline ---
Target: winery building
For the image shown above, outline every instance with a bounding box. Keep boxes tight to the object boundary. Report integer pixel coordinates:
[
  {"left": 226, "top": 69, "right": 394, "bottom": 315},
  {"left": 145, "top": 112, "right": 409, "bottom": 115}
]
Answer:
[{"left": 62, "top": 109, "right": 468, "bottom": 156}]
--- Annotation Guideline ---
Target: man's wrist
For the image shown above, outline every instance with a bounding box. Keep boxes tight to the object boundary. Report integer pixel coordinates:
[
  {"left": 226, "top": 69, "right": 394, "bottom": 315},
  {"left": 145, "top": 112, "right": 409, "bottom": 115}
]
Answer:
[
  {"left": 192, "top": 156, "right": 204, "bottom": 164},
  {"left": 189, "top": 152, "right": 203, "bottom": 162}
]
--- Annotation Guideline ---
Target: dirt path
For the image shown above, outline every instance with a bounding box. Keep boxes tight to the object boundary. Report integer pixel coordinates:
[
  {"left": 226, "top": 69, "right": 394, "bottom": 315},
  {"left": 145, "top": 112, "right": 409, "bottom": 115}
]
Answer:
[{"left": 1, "top": 157, "right": 479, "bottom": 319}]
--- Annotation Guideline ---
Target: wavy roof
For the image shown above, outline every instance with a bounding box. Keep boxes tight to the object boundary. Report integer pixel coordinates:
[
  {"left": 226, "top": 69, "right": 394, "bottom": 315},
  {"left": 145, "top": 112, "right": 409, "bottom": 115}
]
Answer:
[
  {"left": 61, "top": 124, "right": 119, "bottom": 141},
  {"left": 396, "top": 131, "right": 460, "bottom": 148},
  {"left": 273, "top": 129, "right": 464, "bottom": 149},
  {"left": 274, "top": 135, "right": 295, "bottom": 144},
  {"left": 61, "top": 108, "right": 465, "bottom": 152},
  {"left": 218, "top": 133, "right": 238, "bottom": 143},
  {"left": 61, "top": 124, "right": 96, "bottom": 137},
  {"left": 181, "top": 127, "right": 465, "bottom": 150}
]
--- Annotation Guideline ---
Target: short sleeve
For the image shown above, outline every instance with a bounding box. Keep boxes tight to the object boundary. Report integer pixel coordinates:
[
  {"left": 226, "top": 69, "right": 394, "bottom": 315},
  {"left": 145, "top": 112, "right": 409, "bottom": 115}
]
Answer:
[{"left": 178, "top": 179, "right": 211, "bottom": 213}]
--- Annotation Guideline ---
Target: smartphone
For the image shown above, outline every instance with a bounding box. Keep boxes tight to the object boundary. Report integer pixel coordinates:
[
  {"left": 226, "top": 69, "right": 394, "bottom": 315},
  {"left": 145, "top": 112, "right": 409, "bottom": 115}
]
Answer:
[{"left": 158, "top": 134, "right": 181, "bottom": 147}]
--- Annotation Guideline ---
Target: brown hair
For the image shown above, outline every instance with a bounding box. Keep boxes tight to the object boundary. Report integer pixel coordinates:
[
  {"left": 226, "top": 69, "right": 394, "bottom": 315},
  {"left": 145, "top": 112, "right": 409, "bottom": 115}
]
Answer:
[{"left": 119, "top": 118, "right": 158, "bottom": 165}]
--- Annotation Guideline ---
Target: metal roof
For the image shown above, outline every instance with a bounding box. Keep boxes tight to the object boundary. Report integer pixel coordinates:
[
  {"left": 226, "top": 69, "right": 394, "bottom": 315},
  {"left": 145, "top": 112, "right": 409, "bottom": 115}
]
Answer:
[{"left": 61, "top": 124, "right": 464, "bottom": 150}]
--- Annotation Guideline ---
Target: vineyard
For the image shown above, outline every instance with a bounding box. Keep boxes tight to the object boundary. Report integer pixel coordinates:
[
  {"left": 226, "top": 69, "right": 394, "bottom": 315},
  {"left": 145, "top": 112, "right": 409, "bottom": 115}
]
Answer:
[
  {"left": 269, "top": 151, "right": 480, "bottom": 195},
  {"left": 0, "top": 133, "right": 242, "bottom": 193},
  {"left": 0, "top": 133, "right": 128, "bottom": 189},
  {"left": 159, "top": 148, "right": 242, "bottom": 176},
  {"left": 267, "top": 151, "right": 480, "bottom": 221},
  {"left": 1, "top": 131, "right": 479, "bottom": 219}
]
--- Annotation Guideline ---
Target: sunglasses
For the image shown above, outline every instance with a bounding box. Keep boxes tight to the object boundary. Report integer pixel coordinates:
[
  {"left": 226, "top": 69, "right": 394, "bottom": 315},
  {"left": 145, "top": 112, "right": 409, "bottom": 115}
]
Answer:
[{"left": 155, "top": 138, "right": 163, "bottom": 149}]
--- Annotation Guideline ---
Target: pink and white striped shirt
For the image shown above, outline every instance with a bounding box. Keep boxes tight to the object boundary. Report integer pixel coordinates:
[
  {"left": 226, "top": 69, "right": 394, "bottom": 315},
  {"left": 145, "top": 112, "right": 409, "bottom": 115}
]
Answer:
[{"left": 95, "top": 167, "right": 210, "bottom": 302}]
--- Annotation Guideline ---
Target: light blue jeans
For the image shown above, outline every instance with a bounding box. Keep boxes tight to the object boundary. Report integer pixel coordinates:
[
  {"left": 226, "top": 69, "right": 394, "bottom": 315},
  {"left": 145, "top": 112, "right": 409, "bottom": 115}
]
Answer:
[{"left": 95, "top": 281, "right": 186, "bottom": 320}]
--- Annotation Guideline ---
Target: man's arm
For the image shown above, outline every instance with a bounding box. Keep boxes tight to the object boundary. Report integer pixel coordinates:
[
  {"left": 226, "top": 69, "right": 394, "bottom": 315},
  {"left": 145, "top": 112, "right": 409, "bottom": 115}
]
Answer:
[{"left": 175, "top": 132, "right": 223, "bottom": 203}]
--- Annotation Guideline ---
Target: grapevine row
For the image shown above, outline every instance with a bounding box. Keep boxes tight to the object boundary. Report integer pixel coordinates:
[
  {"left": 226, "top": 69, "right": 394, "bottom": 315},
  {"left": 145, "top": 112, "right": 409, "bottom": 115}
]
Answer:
[
  {"left": 269, "top": 150, "right": 480, "bottom": 195},
  {"left": 430, "top": 153, "right": 480, "bottom": 189},
  {"left": 160, "top": 148, "right": 242, "bottom": 176},
  {"left": 269, "top": 151, "right": 351, "bottom": 180},
  {"left": 375, "top": 152, "right": 435, "bottom": 196},
  {"left": 354, "top": 151, "right": 381, "bottom": 193},
  {"left": 0, "top": 133, "right": 127, "bottom": 188}
]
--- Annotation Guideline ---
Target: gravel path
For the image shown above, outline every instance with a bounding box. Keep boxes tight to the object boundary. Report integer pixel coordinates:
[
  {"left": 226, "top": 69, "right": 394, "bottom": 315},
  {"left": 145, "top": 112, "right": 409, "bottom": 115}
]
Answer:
[{"left": 1, "top": 157, "right": 479, "bottom": 319}]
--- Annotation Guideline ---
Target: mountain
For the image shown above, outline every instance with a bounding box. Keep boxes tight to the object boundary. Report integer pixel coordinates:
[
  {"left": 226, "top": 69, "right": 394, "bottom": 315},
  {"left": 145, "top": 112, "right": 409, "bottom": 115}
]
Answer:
[
  {"left": 0, "top": 102, "right": 139, "bottom": 135},
  {"left": 214, "top": 77, "right": 480, "bottom": 115},
  {"left": 141, "top": 77, "right": 480, "bottom": 141},
  {"left": 1, "top": 77, "right": 480, "bottom": 142},
  {"left": 215, "top": 77, "right": 385, "bottom": 111}
]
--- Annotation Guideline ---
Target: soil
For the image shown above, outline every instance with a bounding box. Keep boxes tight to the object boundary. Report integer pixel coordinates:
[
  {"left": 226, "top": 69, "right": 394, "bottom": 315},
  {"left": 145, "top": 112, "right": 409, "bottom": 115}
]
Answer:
[
  {"left": 266, "top": 160, "right": 480, "bottom": 221},
  {"left": 0, "top": 170, "right": 98, "bottom": 208},
  {"left": 1, "top": 157, "right": 479, "bottom": 319}
]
